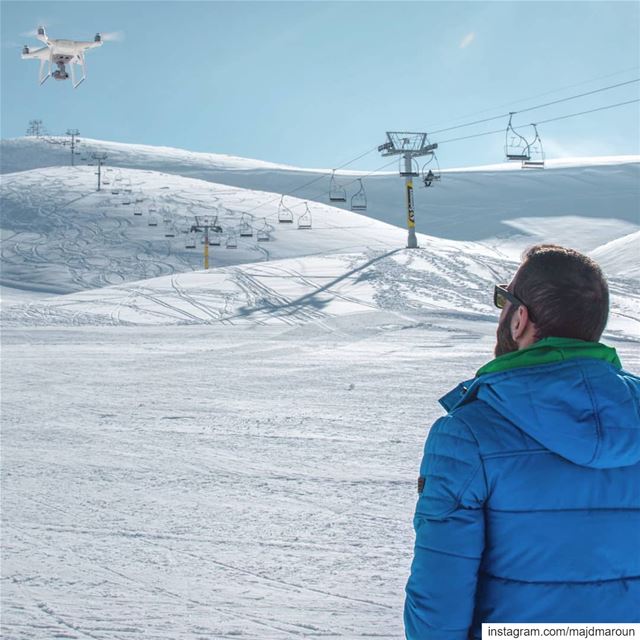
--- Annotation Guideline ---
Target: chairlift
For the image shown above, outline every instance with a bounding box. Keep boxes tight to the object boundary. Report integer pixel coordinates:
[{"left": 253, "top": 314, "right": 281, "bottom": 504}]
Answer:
[
  {"left": 350, "top": 179, "right": 367, "bottom": 211},
  {"left": 186, "top": 235, "right": 196, "bottom": 249},
  {"left": 505, "top": 113, "right": 531, "bottom": 161},
  {"left": 278, "top": 196, "right": 294, "bottom": 223},
  {"left": 297, "top": 203, "right": 312, "bottom": 230},
  {"left": 124, "top": 180, "right": 133, "bottom": 194},
  {"left": 135, "top": 191, "right": 144, "bottom": 203},
  {"left": 329, "top": 170, "right": 347, "bottom": 202},
  {"left": 522, "top": 124, "right": 545, "bottom": 169},
  {"left": 133, "top": 205, "right": 143, "bottom": 216},
  {"left": 148, "top": 216, "right": 159, "bottom": 227},
  {"left": 148, "top": 202, "right": 158, "bottom": 214},
  {"left": 421, "top": 153, "right": 442, "bottom": 187},
  {"left": 239, "top": 212, "right": 253, "bottom": 236},
  {"left": 226, "top": 233, "right": 238, "bottom": 249},
  {"left": 102, "top": 177, "right": 110, "bottom": 185},
  {"left": 256, "top": 218, "right": 271, "bottom": 242},
  {"left": 111, "top": 187, "right": 120, "bottom": 195},
  {"left": 165, "top": 229, "right": 175, "bottom": 238},
  {"left": 122, "top": 196, "right": 131, "bottom": 205}
]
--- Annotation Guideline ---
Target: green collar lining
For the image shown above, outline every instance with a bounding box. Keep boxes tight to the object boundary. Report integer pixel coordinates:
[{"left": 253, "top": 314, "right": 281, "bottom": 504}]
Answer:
[{"left": 476, "top": 337, "right": 622, "bottom": 377}]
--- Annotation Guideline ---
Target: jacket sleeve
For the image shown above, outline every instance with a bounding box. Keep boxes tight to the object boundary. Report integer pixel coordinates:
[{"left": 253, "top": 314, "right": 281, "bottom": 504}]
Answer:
[{"left": 404, "top": 414, "right": 488, "bottom": 640}]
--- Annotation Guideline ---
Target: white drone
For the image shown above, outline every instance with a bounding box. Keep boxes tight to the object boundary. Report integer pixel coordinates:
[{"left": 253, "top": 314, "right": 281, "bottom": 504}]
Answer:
[{"left": 22, "top": 26, "right": 104, "bottom": 88}]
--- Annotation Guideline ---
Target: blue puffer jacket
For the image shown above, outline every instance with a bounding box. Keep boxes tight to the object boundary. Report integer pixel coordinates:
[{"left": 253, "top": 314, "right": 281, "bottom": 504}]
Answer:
[{"left": 404, "top": 340, "right": 640, "bottom": 639}]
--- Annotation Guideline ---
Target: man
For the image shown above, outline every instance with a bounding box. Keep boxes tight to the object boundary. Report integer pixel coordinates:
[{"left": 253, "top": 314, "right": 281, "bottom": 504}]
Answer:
[{"left": 404, "top": 244, "right": 640, "bottom": 638}]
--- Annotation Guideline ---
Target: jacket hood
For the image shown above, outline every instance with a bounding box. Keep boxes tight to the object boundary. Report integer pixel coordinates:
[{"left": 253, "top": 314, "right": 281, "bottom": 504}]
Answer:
[{"left": 441, "top": 339, "right": 640, "bottom": 469}]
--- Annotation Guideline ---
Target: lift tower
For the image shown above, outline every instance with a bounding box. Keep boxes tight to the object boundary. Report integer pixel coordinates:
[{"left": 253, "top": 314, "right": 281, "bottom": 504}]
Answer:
[
  {"left": 91, "top": 152, "right": 108, "bottom": 191},
  {"left": 378, "top": 132, "right": 437, "bottom": 249},
  {"left": 190, "top": 215, "right": 222, "bottom": 270},
  {"left": 65, "top": 128, "right": 81, "bottom": 166}
]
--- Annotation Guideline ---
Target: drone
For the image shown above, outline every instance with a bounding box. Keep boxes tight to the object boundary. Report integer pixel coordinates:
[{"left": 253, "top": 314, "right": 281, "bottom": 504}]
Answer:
[{"left": 22, "top": 26, "right": 104, "bottom": 88}]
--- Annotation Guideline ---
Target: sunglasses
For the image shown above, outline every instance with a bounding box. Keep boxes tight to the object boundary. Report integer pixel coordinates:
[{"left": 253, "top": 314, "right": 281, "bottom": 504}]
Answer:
[{"left": 494, "top": 284, "right": 526, "bottom": 311}]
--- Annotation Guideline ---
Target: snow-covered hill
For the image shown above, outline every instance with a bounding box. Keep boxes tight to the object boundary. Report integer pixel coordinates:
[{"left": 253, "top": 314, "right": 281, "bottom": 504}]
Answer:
[
  {"left": 1, "top": 165, "right": 406, "bottom": 294},
  {"left": 2, "top": 137, "right": 639, "bottom": 243},
  {"left": 2, "top": 137, "right": 638, "bottom": 298}
]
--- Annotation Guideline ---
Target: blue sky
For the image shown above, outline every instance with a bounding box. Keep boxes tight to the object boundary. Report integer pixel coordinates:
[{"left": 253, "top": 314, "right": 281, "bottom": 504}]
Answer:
[{"left": 1, "top": 1, "right": 639, "bottom": 170}]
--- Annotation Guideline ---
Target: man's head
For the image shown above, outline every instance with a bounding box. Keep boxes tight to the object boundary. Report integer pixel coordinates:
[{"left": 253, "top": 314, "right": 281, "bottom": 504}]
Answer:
[{"left": 494, "top": 244, "right": 610, "bottom": 357}]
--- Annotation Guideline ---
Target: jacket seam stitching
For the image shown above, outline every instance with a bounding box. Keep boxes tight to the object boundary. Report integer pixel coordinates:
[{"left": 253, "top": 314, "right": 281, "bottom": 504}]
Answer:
[
  {"left": 450, "top": 414, "right": 489, "bottom": 506},
  {"left": 580, "top": 364, "right": 603, "bottom": 465}
]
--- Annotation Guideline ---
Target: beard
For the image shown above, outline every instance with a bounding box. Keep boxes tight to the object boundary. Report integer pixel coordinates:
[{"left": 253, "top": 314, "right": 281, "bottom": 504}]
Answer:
[{"left": 494, "top": 305, "right": 519, "bottom": 357}]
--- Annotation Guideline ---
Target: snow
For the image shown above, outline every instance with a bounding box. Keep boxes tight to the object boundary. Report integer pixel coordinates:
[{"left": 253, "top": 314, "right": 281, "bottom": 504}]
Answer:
[
  {"left": 591, "top": 230, "right": 640, "bottom": 279},
  {"left": 1, "top": 136, "right": 639, "bottom": 639}
]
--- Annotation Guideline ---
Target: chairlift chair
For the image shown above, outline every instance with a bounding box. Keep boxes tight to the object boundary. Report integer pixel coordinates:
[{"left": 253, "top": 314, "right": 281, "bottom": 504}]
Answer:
[
  {"left": 256, "top": 218, "right": 271, "bottom": 242},
  {"left": 122, "top": 196, "right": 131, "bottom": 205},
  {"left": 209, "top": 232, "right": 222, "bottom": 246},
  {"left": 186, "top": 235, "right": 196, "bottom": 249},
  {"left": 297, "top": 203, "right": 312, "bottom": 230},
  {"left": 135, "top": 192, "right": 144, "bottom": 203},
  {"left": 329, "top": 170, "right": 347, "bottom": 202},
  {"left": 522, "top": 124, "right": 545, "bottom": 169},
  {"left": 165, "top": 229, "right": 175, "bottom": 238},
  {"left": 133, "top": 205, "right": 142, "bottom": 216},
  {"left": 111, "top": 187, "right": 120, "bottom": 195},
  {"left": 239, "top": 212, "right": 254, "bottom": 237},
  {"left": 350, "top": 179, "right": 367, "bottom": 211},
  {"left": 278, "top": 196, "right": 294, "bottom": 223},
  {"left": 148, "top": 216, "right": 158, "bottom": 227},
  {"left": 421, "top": 154, "right": 442, "bottom": 187},
  {"left": 226, "top": 233, "right": 238, "bottom": 249},
  {"left": 505, "top": 113, "right": 531, "bottom": 161}
]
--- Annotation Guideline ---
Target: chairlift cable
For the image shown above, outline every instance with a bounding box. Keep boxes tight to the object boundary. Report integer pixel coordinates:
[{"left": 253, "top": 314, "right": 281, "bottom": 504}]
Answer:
[
  {"left": 239, "top": 146, "right": 380, "bottom": 217},
  {"left": 438, "top": 98, "right": 640, "bottom": 145},
  {"left": 534, "top": 98, "right": 640, "bottom": 125},
  {"left": 425, "top": 65, "right": 640, "bottom": 130},
  {"left": 429, "top": 78, "right": 639, "bottom": 135}
]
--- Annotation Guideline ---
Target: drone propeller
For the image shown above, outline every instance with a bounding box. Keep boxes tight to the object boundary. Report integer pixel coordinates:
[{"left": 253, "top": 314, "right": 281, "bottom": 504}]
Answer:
[{"left": 99, "top": 31, "right": 124, "bottom": 42}]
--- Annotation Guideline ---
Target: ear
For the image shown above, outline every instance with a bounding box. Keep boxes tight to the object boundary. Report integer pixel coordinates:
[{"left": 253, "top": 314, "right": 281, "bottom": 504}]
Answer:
[{"left": 510, "top": 305, "right": 530, "bottom": 341}]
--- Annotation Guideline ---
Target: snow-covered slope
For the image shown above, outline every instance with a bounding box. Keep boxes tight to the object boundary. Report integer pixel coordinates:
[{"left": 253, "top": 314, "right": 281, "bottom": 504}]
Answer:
[
  {"left": 591, "top": 230, "right": 640, "bottom": 279},
  {"left": 0, "top": 165, "right": 406, "bottom": 293},
  {"left": 2, "top": 137, "right": 639, "bottom": 243},
  {"left": 1, "top": 136, "right": 638, "bottom": 340}
]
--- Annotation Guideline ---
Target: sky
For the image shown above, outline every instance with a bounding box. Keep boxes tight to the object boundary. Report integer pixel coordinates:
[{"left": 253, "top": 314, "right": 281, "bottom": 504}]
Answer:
[{"left": 1, "top": 1, "right": 639, "bottom": 170}]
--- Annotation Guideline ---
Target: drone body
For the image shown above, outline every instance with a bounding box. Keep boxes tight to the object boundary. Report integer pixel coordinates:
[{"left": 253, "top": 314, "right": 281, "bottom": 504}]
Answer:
[{"left": 22, "top": 27, "right": 103, "bottom": 88}]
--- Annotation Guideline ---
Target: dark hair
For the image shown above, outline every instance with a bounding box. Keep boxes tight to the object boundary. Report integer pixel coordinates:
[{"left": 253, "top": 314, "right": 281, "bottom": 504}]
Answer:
[{"left": 513, "top": 244, "right": 609, "bottom": 342}]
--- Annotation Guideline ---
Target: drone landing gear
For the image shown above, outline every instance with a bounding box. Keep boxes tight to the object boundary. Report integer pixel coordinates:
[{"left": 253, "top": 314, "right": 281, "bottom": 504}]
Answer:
[
  {"left": 69, "top": 55, "right": 86, "bottom": 89},
  {"left": 38, "top": 59, "right": 51, "bottom": 85}
]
